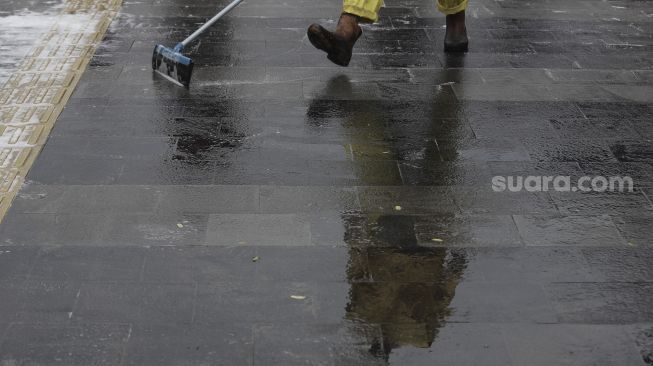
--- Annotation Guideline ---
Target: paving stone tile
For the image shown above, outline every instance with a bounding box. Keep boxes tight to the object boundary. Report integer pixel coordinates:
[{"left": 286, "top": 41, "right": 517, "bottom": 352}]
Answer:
[
  {"left": 0, "top": 324, "right": 130, "bottom": 366},
  {"left": 545, "top": 283, "right": 653, "bottom": 323},
  {"left": 155, "top": 185, "right": 259, "bottom": 213},
  {"left": 365, "top": 247, "right": 469, "bottom": 283},
  {"left": 0, "top": 246, "right": 39, "bottom": 281},
  {"left": 101, "top": 213, "right": 209, "bottom": 246},
  {"left": 582, "top": 248, "right": 653, "bottom": 282},
  {"left": 0, "top": 213, "right": 109, "bottom": 246},
  {"left": 610, "top": 215, "right": 653, "bottom": 245},
  {"left": 195, "top": 281, "right": 315, "bottom": 324},
  {"left": 453, "top": 187, "right": 558, "bottom": 215},
  {"left": 413, "top": 214, "right": 522, "bottom": 247},
  {"left": 449, "top": 282, "right": 557, "bottom": 323},
  {"left": 488, "top": 161, "right": 584, "bottom": 182},
  {"left": 254, "top": 246, "right": 368, "bottom": 282},
  {"left": 550, "top": 191, "right": 653, "bottom": 217},
  {"left": 205, "top": 213, "right": 311, "bottom": 246},
  {"left": 549, "top": 117, "right": 641, "bottom": 139},
  {"left": 14, "top": 280, "right": 81, "bottom": 324},
  {"left": 357, "top": 186, "right": 457, "bottom": 215},
  {"left": 27, "top": 155, "right": 125, "bottom": 185},
  {"left": 470, "top": 247, "right": 596, "bottom": 283},
  {"left": 576, "top": 102, "right": 650, "bottom": 119},
  {"left": 579, "top": 162, "right": 653, "bottom": 188},
  {"left": 10, "top": 185, "right": 161, "bottom": 214},
  {"left": 73, "top": 283, "right": 195, "bottom": 324},
  {"left": 30, "top": 246, "right": 145, "bottom": 282},
  {"left": 437, "top": 138, "right": 531, "bottom": 161},
  {"left": 142, "top": 246, "right": 257, "bottom": 283},
  {"left": 524, "top": 137, "right": 618, "bottom": 162},
  {"left": 258, "top": 186, "right": 359, "bottom": 213},
  {"left": 610, "top": 140, "right": 653, "bottom": 162},
  {"left": 306, "top": 160, "right": 403, "bottom": 186},
  {"left": 602, "top": 85, "right": 653, "bottom": 103},
  {"left": 123, "top": 323, "right": 253, "bottom": 366},
  {"left": 501, "top": 324, "right": 646, "bottom": 366},
  {"left": 399, "top": 161, "right": 493, "bottom": 186},
  {"left": 117, "top": 157, "right": 218, "bottom": 185},
  {"left": 253, "top": 323, "right": 384, "bottom": 366},
  {"left": 388, "top": 323, "right": 512, "bottom": 366},
  {"left": 513, "top": 214, "right": 625, "bottom": 246},
  {"left": 469, "top": 116, "right": 558, "bottom": 139}
]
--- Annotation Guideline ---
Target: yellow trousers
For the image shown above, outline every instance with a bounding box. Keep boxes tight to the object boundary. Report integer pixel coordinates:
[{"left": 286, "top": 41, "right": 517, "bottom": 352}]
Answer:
[{"left": 343, "top": 0, "right": 467, "bottom": 23}]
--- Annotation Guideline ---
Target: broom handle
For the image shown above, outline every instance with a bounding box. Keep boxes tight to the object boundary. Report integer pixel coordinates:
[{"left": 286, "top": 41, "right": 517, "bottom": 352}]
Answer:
[{"left": 180, "top": 0, "right": 246, "bottom": 47}]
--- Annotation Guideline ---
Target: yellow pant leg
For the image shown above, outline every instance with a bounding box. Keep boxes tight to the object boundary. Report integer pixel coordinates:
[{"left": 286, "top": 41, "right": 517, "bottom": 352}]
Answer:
[
  {"left": 437, "top": 0, "right": 468, "bottom": 15},
  {"left": 342, "top": 0, "right": 383, "bottom": 23}
]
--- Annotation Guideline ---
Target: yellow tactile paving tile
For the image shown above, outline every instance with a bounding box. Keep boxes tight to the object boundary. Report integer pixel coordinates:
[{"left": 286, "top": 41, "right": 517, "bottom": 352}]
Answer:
[{"left": 0, "top": 0, "right": 123, "bottom": 222}]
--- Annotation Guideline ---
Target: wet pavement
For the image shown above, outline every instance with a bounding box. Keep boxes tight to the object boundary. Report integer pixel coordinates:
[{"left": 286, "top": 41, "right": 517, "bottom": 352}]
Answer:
[{"left": 1, "top": 0, "right": 653, "bottom": 364}]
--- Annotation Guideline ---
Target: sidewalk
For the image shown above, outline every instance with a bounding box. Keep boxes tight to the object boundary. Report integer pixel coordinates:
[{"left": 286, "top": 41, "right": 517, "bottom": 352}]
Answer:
[{"left": 1, "top": 0, "right": 652, "bottom": 364}]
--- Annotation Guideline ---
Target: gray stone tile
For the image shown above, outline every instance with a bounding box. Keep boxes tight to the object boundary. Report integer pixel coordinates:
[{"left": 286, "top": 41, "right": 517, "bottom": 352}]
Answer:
[
  {"left": 471, "top": 247, "right": 596, "bottom": 283},
  {"left": 437, "top": 138, "right": 531, "bottom": 162},
  {"left": 414, "top": 214, "right": 523, "bottom": 247},
  {"left": 582, "top": 247, "right": 653, "bottom": 282},
  {"left": 0, "top": 213, "right": 113, "bottom": 246},
  {"left": 488, "top": 161, "right": 585, "bottom": 181},
  {"left": 123, "top": 324, "right": 253, "bottom": 366},
  {"left": 194, "top": 281, "right": 315, "bottom": 324},
  {"left": 0, "top": 324, "right": 130, "bottom": 366},
  {"left": 549, "top": 117, "right": 641, "bottom": 139},
  {"left": 12, "top": 185, "right": 161, "bottom": 214},
  {"left": 101, "top": 213, "right": 209, "bottom": 246},
  {"left": 0, "top": 247, "right": 39, "bottom": 281},
  {"left": 545, "top": 283, "right": 653, "bottom": 323},
  {"left": 501, "top": 324, "right": 645, "bottom": 366},
  {"left": 611, "top": 216, "right": 653, "bottom": 245},
  {"left": 205, "top": 213, "right": 312, "bottom": 246},
  {"left": 155, "top": 185, "right": 260, "bottom": 213},
  {"left": 399, "top": 161, "right": 493, "bottom": 186},
  {"left": 73, "top": 283, "right": 195, "bottom": 324},
  {"left": 388, "top": 323, "right": 513, "bottom": 366},
  {"left": 449, "top": 282, "right": 558, "bottom": 323},
  {"left": 15, "top": 280, "right": 81, "bottom": 324},
  {"left": 525, "top": 137, "right": 618, "bottom": 162},
  {"left": 30, "top": 246, "right": 145, "bottom": 282},
  {"left": 253, "top": 323, "right": 384, "bottom": 366},
  {"left": 142, "top": 246, "right": 257, "bottom": 284},
  {"left": 514, "top": 214, "right": 625, "bottom": 246},
  {"left": 602, "top": 85, "right": 653, "bottom": 103},
  {"left": 357, "top": 186, "right": 458, "bottom": 215},
  {"left": 453, "top": 187, "right": 558, "bottom": 215},
  {"left": 258, "top": 186, "right": 359, "bottom": 213},
  {"left": 550, "top": 191, "right": 653, "bottom": 216},
  {"left": 254, "top": 246, "right": 368, "bottom": 282},
  {"left": 580, "top": 162, "right": 653, "bottom": 187}
]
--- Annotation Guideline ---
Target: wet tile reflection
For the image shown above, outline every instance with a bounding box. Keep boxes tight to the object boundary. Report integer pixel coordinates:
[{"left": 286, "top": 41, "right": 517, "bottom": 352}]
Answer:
[{"left": 308, "top": 68, "right": 470, "bottom": 359}]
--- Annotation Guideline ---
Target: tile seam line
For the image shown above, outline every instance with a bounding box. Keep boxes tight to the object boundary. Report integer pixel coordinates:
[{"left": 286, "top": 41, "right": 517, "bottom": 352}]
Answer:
[{"left": 0, "top": 0, "right": 124, "bottom": 223}]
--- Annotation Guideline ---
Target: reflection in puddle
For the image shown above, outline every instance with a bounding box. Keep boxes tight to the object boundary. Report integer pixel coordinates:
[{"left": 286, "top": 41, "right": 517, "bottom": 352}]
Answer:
[{"left": 308, "top": 66, "right": 469, "bottom": 359}]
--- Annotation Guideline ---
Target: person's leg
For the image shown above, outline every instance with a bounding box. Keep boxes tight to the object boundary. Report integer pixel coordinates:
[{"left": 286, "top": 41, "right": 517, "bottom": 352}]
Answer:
[
  {"left": 307, "top": 0, "right": 382, "bottom": 66},
  {"left": 438, "top": 0, "right": 469, "bottom": 52}
]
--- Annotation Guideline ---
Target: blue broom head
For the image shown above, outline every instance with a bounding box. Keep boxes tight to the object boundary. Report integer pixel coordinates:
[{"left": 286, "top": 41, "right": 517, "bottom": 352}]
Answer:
[{"left": 152, "top": 43, "right": 194, "bottom": 88}]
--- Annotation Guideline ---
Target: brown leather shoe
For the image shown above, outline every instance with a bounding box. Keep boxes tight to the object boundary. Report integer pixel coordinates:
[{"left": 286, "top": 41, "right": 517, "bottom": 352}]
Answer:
[{"left": 307, "top": 23, "right": 362, "bottom": 67}]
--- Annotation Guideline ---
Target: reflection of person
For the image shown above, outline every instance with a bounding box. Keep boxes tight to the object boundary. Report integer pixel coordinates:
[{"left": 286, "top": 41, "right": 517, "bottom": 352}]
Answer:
[
  {"left": 306, "top": 74, "right": 467, "bottom": 359},
  {"left": 346, "top": 228, "right": 466, "bottom": 357},
  {"left": 307, "top": 0, "right": 468, "bottom": 66}
]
